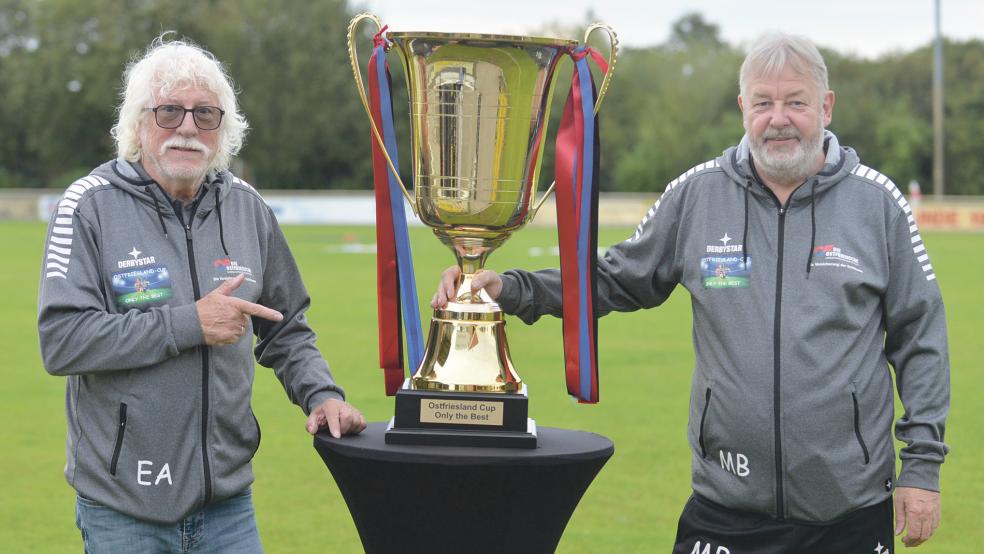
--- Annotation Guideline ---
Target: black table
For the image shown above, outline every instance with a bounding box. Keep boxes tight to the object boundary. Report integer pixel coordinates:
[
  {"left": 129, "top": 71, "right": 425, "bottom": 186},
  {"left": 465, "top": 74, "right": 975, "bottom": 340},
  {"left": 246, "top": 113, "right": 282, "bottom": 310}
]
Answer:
[{"left": 314, "top": 422, "right": 614, "bottom": 554}]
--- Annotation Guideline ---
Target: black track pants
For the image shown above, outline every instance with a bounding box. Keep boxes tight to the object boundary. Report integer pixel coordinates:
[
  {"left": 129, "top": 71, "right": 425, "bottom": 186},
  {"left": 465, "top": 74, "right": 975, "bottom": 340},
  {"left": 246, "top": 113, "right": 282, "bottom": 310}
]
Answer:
[{"left": 673, "top": 494, "right": 895, "bottom": 554}]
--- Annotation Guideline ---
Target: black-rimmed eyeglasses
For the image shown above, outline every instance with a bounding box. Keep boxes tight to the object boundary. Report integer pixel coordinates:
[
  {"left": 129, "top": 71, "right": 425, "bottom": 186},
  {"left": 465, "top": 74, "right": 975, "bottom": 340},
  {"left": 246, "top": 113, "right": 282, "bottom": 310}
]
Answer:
[{"left": 148, "top": 105, "right": 225, "bottom": 130}]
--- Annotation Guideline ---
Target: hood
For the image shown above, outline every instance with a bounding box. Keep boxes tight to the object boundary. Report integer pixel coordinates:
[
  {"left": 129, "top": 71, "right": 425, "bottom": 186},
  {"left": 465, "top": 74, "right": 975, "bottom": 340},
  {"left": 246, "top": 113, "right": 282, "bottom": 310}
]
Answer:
[
  {"left": 718, "top": 129, "right": 859, "bottom": 205},
  {"left": 715, "top": 129, "right": 861, "bottom": 277},
  {"left": 95, "top": 157, "right": 230, "bottom": 208},
  {"left": 89, "top": 158, "right": 235, "bottom": 255}
]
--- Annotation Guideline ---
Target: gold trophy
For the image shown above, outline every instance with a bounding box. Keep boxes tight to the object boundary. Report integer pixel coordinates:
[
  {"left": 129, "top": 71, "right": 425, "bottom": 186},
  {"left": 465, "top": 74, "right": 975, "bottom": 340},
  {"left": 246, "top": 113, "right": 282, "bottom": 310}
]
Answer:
[{"left": 348, "top": 14, "right": 616, "bottom": 447}]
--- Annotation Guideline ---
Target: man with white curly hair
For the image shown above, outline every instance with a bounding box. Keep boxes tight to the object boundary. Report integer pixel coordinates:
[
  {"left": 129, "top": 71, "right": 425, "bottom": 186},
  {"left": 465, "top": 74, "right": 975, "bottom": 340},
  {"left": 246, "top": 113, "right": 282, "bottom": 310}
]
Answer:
[{"left": 38, "top": 36, "right": 365, "bottom": 552}]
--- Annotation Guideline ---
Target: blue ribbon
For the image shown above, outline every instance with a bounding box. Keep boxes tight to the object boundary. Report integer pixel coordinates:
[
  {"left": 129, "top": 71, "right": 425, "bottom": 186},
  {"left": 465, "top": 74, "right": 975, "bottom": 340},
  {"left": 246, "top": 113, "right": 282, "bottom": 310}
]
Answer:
[
  {"left": 374, "top": 46, "right": 424, "bottom": 372},
  {"left": 574, "top": 50, "right": 596, "bottom": 401}
]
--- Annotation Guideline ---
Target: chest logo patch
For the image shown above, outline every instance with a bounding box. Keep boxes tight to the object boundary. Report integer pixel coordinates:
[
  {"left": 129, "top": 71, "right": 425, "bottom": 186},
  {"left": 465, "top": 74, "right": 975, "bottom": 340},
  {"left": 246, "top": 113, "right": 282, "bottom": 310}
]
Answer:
[
  {"left": 213, "top": 258, "right": 256, "bottom": 284},
  {"left": 811, "top": 244, "right": 863, "bottom": 273},
  {"left": 701, "top": 233, "right": 750, "bottom": 288},
  {"left": 701, "top": 256, "right": 751, "bottom": 288},
  {"left": 112, "top": 265, "right": 172, "bottom": 306},
  {"left": 112, "top": 247, "right": 171, "bottom": 307}
]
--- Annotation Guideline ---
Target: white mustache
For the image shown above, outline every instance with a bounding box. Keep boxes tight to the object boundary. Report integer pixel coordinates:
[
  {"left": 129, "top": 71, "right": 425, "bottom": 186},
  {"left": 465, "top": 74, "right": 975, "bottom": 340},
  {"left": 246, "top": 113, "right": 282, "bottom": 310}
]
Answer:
[
  {"left": 762, "top": 128, "right": 800, "bottom": 141},
  {"left": 161, "top": 137, "right": 208, "bottom": 155}
]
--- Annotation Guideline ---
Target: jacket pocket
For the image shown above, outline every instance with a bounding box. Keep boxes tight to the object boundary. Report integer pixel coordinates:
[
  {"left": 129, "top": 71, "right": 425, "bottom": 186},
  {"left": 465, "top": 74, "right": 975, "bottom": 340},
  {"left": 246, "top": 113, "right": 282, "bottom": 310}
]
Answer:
[
  {"left": 698, "top": 387, "right": 712, "bottom": 458},
  {"left": 850, "top": 387, "right": 870, "bottom": 465},
  {"left": 249, "top": 409, "right": 262, "bottom": 459},
  {"left": 109, "top": 402, "right": 128, "bottom": 476}
]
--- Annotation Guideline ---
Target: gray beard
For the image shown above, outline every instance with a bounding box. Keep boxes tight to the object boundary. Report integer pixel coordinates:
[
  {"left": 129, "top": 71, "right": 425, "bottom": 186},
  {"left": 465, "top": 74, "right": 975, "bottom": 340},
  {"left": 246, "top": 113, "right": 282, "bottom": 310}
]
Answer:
[{"left": 750, "top": 128, "right": 825, "bottom": 185}]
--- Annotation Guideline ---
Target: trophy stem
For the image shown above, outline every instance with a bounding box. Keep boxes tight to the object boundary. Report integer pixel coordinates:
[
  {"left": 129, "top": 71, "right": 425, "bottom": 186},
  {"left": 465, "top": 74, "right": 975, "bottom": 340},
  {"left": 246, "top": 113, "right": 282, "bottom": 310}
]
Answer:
[
  {"left": 458, "top": 255, "right": 484, "bottom": 277},
  {"left": 453, "top": 253, "right": 496, "bottom": 305},
  {"left": 443, "top": 234, "right": 500, "bottom": 304},
  {"left": 450, "top": 235, "right": 495, "bottom": 274}
]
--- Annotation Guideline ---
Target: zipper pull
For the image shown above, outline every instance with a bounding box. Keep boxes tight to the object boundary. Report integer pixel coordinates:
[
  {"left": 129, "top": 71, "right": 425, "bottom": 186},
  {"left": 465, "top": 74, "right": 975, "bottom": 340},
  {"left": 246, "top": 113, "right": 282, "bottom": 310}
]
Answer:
[{"left": 184, "top": 224, "right": 192, "bottom": 241}]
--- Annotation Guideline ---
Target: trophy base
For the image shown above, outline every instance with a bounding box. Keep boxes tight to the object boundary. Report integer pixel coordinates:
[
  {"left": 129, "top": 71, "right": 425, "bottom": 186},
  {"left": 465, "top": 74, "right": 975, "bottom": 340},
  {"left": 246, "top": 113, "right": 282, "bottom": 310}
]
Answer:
[
  {"left": 386, "top": 380, "right": 537, "bottom": 448},
  {"left": 385, "top": 417, "right": 537, "bottom": 448},
  {"left": 412, "top": 301, "right": 522, "bottom": 393}
]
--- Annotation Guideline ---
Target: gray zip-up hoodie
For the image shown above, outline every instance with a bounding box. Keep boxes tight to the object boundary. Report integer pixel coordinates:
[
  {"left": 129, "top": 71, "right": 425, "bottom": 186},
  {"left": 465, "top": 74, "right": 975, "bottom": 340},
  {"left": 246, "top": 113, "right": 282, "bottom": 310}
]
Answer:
[
  {"left": 38, "top": 159, "right": 344, "bottom": 524},
  {"left": 498, "top": 131, "right": 949, "bottom": 522}
]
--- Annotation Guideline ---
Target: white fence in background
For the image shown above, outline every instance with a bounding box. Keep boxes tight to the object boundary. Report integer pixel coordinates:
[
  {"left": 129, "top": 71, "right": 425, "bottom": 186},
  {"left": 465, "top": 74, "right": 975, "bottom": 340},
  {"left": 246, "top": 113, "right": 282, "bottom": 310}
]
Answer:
[{"left": 4, "top": 189, "right": 983, "bottom": 231}]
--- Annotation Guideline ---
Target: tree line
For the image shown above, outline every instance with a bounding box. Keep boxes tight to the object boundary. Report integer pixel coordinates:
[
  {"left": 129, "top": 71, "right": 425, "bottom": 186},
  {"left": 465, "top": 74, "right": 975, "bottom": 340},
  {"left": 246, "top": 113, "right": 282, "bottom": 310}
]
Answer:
[{"left": 1, "top": 2, "right": 982, "bottom": 195}]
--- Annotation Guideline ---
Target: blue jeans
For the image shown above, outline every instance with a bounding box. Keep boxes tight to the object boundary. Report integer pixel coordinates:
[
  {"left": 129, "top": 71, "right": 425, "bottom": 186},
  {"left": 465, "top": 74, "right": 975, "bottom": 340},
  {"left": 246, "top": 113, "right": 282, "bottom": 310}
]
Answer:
[{"left": 75, "top": 489, "right": 263, "bottom": 553}]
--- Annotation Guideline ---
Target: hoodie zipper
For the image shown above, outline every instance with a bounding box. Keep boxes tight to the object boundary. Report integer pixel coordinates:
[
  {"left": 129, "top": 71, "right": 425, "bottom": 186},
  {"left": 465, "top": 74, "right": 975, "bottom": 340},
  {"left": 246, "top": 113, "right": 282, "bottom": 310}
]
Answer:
[
  {"left": 169, "top": 190, "right": 213, "bottom": 506},
  {"left": 773, "top": 203, "right": 787, "bottom": 520},
  {"left": 753, "top": 174, "right": 809, "bottom": 521},
  {"left": 185, "top": 221, "right": 212, "bottom": 505},
  {"left": 746, "top": 154, "right": 839, "bottom": 519}
]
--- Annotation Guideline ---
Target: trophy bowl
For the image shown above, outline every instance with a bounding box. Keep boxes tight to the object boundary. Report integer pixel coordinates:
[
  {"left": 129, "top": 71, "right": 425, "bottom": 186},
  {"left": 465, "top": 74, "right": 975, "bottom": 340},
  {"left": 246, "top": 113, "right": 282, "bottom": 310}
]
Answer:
[{"left": 385, "top": 31, "right": 577, "bottom": 393}]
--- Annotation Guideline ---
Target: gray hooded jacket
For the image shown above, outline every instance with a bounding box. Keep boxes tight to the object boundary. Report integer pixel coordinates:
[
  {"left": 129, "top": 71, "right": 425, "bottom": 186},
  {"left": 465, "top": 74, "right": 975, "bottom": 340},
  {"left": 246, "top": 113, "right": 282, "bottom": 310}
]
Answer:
[
  {"left": 38, "top": 159, "right": 344, "bottom": 523},
  {"left": 498, "top": 131, "right": 950, "bottom": 522}
]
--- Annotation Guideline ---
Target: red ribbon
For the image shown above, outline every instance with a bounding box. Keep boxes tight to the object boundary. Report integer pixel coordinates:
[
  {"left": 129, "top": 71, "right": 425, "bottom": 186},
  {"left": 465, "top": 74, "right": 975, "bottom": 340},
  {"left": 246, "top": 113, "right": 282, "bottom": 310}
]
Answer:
[
  {"left": 553, "top": 46, "right": 604, "bottom": 403},
  {"left": 368, "top": 46, "right": 404, "bottom": 395}
]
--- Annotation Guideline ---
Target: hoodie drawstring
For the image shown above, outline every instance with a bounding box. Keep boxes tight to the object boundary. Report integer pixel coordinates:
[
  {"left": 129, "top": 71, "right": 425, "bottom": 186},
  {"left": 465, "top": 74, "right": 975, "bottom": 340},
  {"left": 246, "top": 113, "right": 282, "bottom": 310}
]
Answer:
[
  {"left": 742, "top": 182, "right": 750, "bottom": 268},
  {"left": 214, "top": 187, "right": 229, "bottom": 256},
  {"left": 806, "top": 179, "right": 818, "bottom": 276},
  {"left": 146, "top": 188, "right": 168, "bottom": 238}
]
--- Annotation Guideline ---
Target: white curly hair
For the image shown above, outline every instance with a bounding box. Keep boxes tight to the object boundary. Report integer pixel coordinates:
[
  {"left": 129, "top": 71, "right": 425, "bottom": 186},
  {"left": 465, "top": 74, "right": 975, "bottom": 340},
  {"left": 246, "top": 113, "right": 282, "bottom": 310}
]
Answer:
[{"left": 111, "top": 34, "right": 248, "bottom": 173}]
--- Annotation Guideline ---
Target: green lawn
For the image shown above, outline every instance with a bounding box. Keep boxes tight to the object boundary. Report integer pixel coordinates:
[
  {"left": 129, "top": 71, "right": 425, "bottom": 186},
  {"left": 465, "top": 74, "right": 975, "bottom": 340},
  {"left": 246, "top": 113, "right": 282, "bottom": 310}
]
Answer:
[{"left": 1, "top": 220, "right": 981, "bottom": 552}]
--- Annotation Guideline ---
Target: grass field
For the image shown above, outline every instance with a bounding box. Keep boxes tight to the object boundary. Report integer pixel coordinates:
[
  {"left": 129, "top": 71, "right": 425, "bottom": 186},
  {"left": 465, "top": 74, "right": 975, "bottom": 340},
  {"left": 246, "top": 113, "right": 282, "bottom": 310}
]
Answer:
[{"left": 1, "top": 220, "right": 981, "bottom": 552}]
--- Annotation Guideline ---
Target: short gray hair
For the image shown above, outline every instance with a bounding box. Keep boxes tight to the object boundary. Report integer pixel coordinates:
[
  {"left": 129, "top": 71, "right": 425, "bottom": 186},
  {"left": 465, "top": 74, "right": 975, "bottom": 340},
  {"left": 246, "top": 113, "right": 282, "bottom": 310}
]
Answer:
[
  {"left": 739, "top": 32, "right": 829, "bottom": 99},
  {"left": 111, "top": 34, "right": 248, "bottom": 173}
]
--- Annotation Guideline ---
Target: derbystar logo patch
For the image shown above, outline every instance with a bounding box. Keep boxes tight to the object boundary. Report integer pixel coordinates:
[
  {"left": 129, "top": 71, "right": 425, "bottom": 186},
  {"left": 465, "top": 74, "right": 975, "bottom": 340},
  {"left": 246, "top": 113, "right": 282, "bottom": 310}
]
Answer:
[
  {"left": 705, "top": 232, "right": 744, "bottom": 254},
  {"left": 811, "top": 244, "right": 863, "bottom": 273},
  {"left": 701, "top": 233, "right": 750, "bottom": 289},
  {"left": 117, "top": 246, "right": 157, "bottom": 269}
]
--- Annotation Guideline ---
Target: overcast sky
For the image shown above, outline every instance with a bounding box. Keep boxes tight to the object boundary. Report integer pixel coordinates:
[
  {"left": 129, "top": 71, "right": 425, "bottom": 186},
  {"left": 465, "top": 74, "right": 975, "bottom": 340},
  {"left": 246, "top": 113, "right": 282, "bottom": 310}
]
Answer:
[{"left": 356, "top": 0, "right": 981, "bottom": 59}]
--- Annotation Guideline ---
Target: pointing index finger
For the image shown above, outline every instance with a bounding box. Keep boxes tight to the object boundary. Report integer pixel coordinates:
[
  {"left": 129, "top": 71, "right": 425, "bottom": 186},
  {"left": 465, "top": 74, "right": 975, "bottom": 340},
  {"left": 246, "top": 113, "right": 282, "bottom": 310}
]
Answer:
[
  {"left": 214, "top": 273, "right": 245, "bottom": 295},
  {"left": 228, "top": 297, "right": 284, "bottom": 322}
]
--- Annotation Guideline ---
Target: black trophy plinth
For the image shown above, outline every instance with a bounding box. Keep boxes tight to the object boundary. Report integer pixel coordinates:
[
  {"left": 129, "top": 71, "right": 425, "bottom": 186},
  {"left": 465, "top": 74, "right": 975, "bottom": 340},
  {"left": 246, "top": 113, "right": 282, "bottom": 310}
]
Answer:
[{"left": 386, "top": 379, "right": 536, "bottom": 448}]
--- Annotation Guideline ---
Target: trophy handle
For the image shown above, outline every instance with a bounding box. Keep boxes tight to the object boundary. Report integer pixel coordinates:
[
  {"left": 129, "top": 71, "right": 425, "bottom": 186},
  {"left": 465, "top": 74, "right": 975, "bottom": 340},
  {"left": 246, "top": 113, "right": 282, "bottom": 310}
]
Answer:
[
  {"left": 346, "top": 13, "right": 417, "bottom": 212},
  {"left": 529, "top": 25, "right": 618, "bottom": 221},
  {"left": 530, "top": 181, "right": 556, "bottom": 220},
  {"left": 584, "top": 23, "right": 619, "bottom": 115}
]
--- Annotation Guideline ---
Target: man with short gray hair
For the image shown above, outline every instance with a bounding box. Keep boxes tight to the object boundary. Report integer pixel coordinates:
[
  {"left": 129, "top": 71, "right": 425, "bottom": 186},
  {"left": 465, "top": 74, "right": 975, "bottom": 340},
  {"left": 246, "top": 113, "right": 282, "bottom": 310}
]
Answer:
[
  {"left": 38, "top": 36, "right": 365, "bottom": 552},
  {"left": 433, "top": 31, "right": 949, "bottom": 551}
]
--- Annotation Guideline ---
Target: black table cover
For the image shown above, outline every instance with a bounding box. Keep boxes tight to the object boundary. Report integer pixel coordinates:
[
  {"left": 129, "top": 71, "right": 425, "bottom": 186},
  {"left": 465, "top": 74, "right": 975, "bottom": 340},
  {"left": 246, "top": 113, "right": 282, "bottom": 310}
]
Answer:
[{"left": 314, "top": 422, "right": 614, "bottom": 554}]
